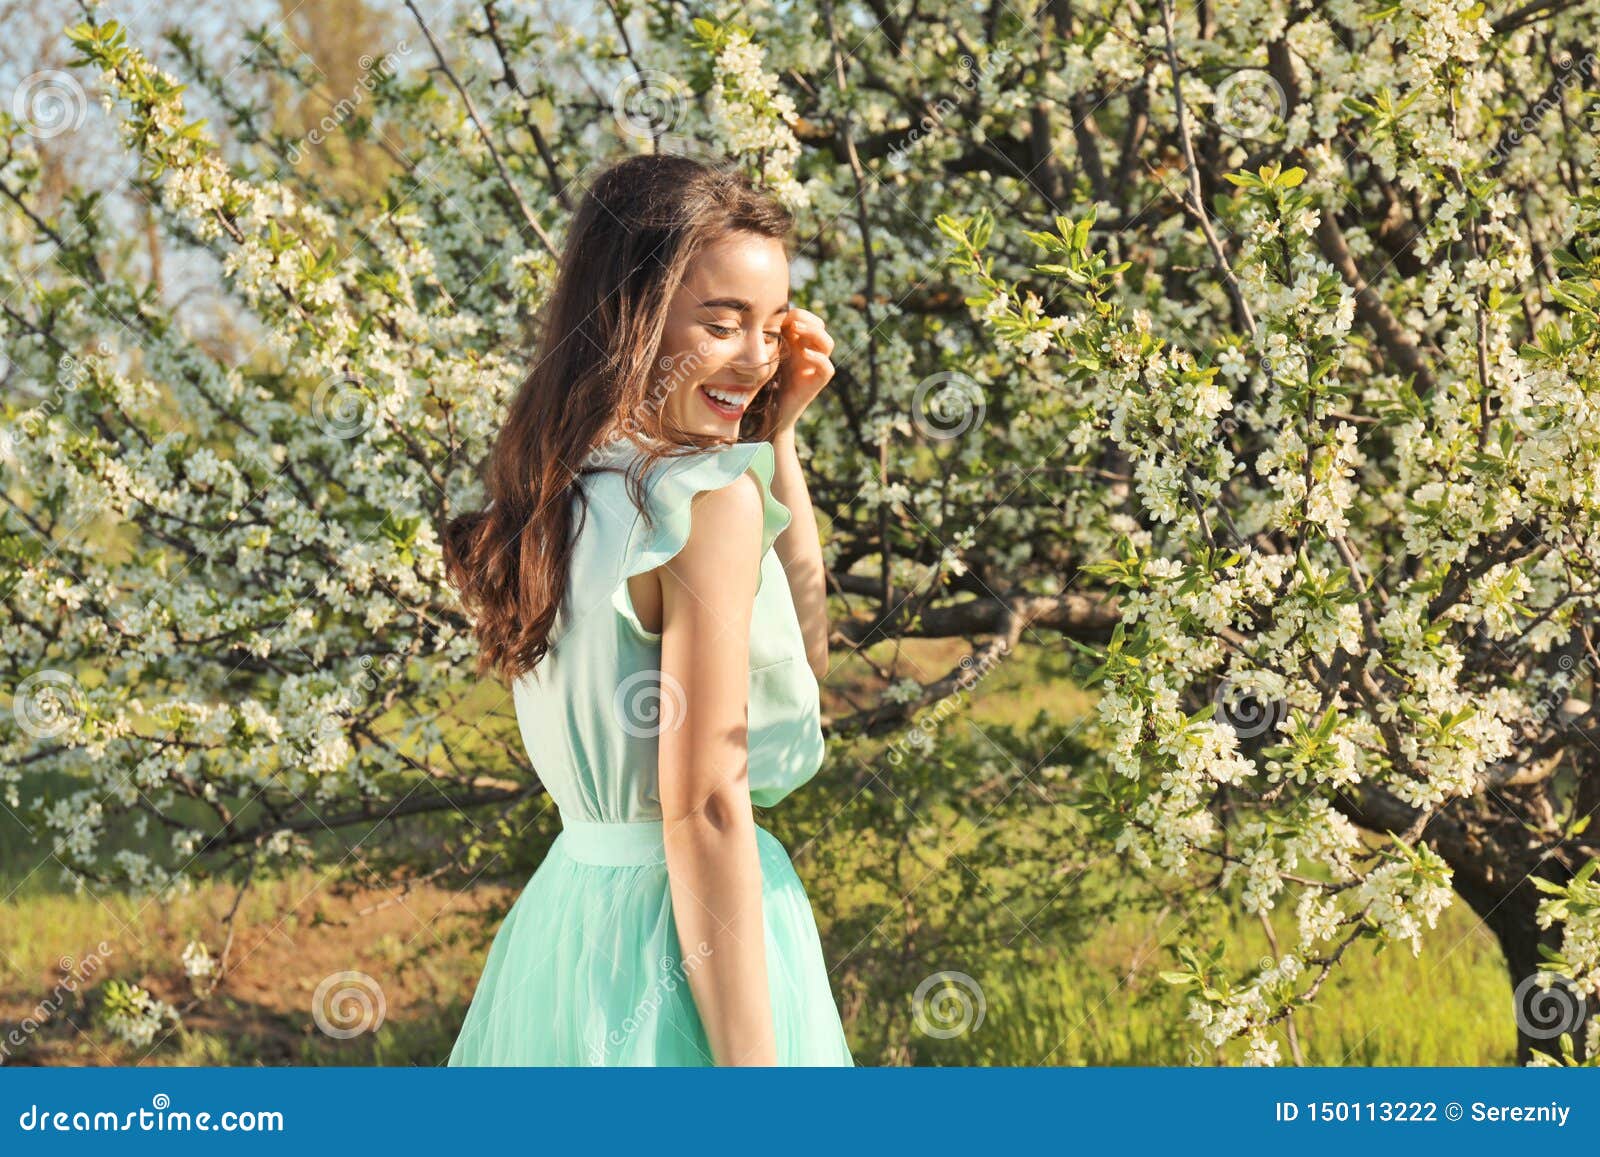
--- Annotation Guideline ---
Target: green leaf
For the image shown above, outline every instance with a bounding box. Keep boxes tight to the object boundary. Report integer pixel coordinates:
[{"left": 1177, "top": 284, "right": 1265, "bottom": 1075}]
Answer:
[{"left": 970, "top": 209, "right": 994, "bottom": 250}]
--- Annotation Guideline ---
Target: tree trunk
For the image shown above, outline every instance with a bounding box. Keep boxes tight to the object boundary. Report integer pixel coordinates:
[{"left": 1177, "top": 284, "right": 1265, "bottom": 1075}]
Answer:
[
  {"left": 1339, "top": 784, "right": 1595, "bottom": 1064},
  {"left": 1457, "top": 866, "right": 1595, "bottom": 1065}
]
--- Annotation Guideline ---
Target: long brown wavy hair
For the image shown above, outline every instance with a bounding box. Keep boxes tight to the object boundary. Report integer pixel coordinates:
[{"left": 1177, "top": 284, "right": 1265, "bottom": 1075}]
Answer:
[{"left": 439, "top": 154, "right": 794, "bottom": 684}]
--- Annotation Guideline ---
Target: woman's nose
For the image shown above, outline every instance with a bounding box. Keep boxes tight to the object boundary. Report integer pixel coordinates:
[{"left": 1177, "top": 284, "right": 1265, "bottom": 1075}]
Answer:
[{"left": 729, "top": 332, "right": 773, "bottom": 381}]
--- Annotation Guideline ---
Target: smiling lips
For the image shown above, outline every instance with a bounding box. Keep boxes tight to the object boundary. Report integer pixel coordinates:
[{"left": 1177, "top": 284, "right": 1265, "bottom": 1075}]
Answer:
[{"left": 699, "top": 382, "right": 755, "bottom": 419}]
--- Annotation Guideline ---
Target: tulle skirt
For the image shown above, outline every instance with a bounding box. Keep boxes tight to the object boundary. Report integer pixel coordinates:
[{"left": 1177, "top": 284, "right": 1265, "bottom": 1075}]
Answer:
[{"left": 447, "top": 818, "right": 855, "bottom": 1066}]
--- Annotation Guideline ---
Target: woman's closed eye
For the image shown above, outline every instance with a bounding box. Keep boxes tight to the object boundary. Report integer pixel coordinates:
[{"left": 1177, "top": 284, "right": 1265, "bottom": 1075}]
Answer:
[{"left": 704, "top": 321, "right": 784, "bottom": 347}]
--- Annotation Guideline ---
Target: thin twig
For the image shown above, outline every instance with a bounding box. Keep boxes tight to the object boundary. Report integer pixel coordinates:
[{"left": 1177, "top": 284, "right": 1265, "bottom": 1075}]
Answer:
[{"left": 405, "top": 0, "right": 558, "bottom": 258}]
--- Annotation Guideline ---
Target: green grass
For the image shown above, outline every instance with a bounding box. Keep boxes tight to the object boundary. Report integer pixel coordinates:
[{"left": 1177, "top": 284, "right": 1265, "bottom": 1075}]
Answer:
[{"left": 910, "top": 883, "right": 1512, "bottom": 1066}]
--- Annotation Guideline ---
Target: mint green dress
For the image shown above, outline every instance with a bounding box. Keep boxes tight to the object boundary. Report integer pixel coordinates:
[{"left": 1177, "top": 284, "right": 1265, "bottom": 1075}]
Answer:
[{"left": 447, "top": 438, "right": 854, "bottom": 1066}]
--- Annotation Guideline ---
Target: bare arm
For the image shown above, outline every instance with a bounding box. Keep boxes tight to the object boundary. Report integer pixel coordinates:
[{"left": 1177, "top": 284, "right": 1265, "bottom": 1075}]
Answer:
[
  {"left": 656, "top": 469, "right": 776, "bottom": 1066},
  {"left": 769, "top": 427, "right": 829, "bottom": 681}
]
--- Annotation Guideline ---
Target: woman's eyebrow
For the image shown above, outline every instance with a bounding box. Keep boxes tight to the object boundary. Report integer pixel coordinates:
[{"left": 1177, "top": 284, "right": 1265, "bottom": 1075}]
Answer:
[{"left": 696, "top": 298, "right": 794, "bottom": 316}]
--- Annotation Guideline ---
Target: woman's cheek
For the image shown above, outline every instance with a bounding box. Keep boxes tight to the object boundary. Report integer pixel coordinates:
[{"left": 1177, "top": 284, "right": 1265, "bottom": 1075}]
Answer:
[{"left": 656, "top": 340, "right": 702, "bottom": 389}]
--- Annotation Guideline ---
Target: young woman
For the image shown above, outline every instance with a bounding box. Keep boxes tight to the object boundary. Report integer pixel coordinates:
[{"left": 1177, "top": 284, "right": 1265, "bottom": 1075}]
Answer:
[{"left": 438, "top": 153, "right": 852, "bottom": 1066}]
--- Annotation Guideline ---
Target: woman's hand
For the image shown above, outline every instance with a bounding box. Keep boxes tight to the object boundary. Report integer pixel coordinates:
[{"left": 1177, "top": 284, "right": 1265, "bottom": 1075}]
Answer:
[{"left": 771, "top": 308, "right": 835, "bottom": 434}]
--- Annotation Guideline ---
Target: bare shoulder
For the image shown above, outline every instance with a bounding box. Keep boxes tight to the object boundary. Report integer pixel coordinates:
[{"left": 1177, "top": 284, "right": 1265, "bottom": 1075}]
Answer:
[{"left": 662, "top": 469, "right": 765, "bottom": 595}]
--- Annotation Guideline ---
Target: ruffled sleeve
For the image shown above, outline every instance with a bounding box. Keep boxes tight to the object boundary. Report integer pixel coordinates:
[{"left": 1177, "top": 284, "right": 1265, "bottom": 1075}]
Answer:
[{"left": 611, "top": 441, "right": 793, "bottom": 643}]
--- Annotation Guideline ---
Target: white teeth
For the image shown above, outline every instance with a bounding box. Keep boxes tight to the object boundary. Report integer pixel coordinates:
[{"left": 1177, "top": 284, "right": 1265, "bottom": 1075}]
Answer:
[{"left": 703, "top": 386, "right": 746, "bottom": 408}]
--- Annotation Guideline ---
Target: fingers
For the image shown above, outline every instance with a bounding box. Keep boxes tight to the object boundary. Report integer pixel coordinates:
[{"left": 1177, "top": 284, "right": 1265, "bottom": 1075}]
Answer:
[
  {"left": 793, "top": 345, "right": 834, "bottom": 387},
  {"left": 784, "top": 308, "right": 835, "bottom": 357}
]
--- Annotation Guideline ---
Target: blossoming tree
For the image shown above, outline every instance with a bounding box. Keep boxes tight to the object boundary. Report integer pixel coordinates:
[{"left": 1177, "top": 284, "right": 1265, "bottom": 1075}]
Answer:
[{"left": 1, "top": 0, "right": 1596, "bottom": 1064}]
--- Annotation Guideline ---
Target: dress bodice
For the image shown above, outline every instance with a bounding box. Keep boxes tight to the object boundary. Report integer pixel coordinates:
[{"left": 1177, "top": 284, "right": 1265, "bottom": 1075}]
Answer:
[{"left": 511, "top": 438, "right": 826, "bottom": 822}]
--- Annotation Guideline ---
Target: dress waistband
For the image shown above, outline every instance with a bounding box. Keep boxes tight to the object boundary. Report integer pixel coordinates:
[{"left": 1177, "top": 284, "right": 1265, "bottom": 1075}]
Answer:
[{"left": 557, "top": 818, "right": 668, "bottom": 867}]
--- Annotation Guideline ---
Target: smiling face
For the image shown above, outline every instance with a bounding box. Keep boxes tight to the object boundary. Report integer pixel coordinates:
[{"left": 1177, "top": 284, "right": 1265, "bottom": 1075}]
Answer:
[{"left": 653, "top": 230, "right": 790, "bottom": 441}]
